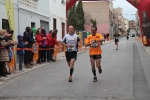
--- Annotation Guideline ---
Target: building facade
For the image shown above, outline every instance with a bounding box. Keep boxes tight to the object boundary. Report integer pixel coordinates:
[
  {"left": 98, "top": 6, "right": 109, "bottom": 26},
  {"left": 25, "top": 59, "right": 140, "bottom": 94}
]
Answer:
[
  {"left": 124, "top": 18, "right": 129, "bottom": 33},
  {"left": 49, "top": 0, "right": 66, "bottom": 41},
  {"left": 114, "top": 7, "right": 126, "bottom": 36},
  {"left": 0, "top": 0, "right": 66, "bottom": 41},
  {"left": 19, "top": 0, "right": 50, "bottom": 34},
  {"left": 83, "top": 1, "right": 112, "bottom": 34},
  {"left": 135, "top": 11, "right": 140, "bottom": 35}
]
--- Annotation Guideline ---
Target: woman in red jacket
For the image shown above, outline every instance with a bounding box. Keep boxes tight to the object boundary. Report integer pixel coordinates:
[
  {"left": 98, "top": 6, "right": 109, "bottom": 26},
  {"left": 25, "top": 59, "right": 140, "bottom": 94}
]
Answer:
[
  {"left": 47, "top": 30, "right": 59, "bottom": 62},
  {"left": 35, "top": 29, "right": 46, "bottom": 63}
]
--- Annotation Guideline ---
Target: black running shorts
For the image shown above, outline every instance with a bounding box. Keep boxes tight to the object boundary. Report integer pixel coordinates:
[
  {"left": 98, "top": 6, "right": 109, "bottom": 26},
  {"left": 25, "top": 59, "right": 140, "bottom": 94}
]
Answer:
[
  {"left": 90, "top": 55, "right": 102, "bottom": 59},
  {"left": 115, "top": 38, "right": 119, "bottom": 43},
  {"left": 66, "top": 51, "right": 77, "bottom": 62}
]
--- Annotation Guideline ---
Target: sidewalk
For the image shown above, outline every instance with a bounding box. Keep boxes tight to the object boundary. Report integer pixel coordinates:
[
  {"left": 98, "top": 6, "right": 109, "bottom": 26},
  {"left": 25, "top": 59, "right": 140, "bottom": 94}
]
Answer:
[
  {"left": 138, "top": 38, "right": 150, "bottom": 55},
  {"left": 0, "top": 40, "right": 113, "bottom": 82}
]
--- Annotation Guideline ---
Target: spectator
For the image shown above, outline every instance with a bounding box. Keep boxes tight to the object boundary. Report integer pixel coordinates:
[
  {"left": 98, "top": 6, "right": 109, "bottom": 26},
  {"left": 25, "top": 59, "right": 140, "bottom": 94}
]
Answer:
[
  {"left": 30, "top": 30, "right": 35, "bottom": 66},
  {"left": 17, "top": 35, "right": 28, "bottom": 71},
  {"left": 41, "top": 29, "right": 47, "bottom": 63},
  {"left": 4, "top": 30, "right": 17, "bottom": 75},
  {"left": 47, "top": 30, "right": 59, "bottom": 62},
  {"left": 49, "top": 30, "right": 53, "bottom": 35},
  {"left": 76, "top": 31, "right": 79, "bottom": 51},
  {"left": 31, "top": 27, "right": 36, "bottom": 39},
  {"left": 36, "top": 28, "right": 44, "bottom": 63},
  {"left": 46, "top": 30, "right": 53, "bottom": 62},
  {"left": 104, "top": 34, "right": 107, "bottom": 42},
  {"left": 0, "top": 30, "right": 14, "bottom": 77},
  {"left": 23, "top": 26, "right": 35, "bottom": 68},
  {"left": 107, "top": 33, "right": 110, "bottom": 41}
]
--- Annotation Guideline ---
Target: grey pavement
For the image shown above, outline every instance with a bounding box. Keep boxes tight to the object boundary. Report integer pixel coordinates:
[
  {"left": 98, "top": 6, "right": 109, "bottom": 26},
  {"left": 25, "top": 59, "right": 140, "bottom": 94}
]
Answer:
[{"left": 0, "top": 37, "right": 150, "bottom": 100}]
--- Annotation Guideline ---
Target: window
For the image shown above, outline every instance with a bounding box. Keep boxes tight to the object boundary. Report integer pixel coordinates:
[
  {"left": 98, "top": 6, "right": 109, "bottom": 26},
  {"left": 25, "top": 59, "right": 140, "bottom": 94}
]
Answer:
[
  {"left": 53, "top": 18, "right": 57, "bottom": 30},
  {"left": 31, "top": 22, "right": 35, "bottom": 28},
  {"left": 2, "top": 19, "right": 10, "bottom": 30}
]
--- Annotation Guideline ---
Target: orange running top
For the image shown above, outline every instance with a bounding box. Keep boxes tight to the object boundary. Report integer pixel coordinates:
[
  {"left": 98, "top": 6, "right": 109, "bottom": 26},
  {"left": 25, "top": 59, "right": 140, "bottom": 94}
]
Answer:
[{"left": 86, "top": 33, "right": 103, "bottom": 55}]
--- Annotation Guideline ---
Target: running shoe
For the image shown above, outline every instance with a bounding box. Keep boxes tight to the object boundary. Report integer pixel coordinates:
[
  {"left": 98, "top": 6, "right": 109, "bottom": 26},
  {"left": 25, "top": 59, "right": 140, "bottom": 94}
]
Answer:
[
  {"left": 69, "top": 76, "right": 73, "bottom": 82},
  {"left": 99, "top": 67, "right": 102, "bottom": 74},
  {"left": 93, "top": 76, "right": 97, "bottom": 82}
]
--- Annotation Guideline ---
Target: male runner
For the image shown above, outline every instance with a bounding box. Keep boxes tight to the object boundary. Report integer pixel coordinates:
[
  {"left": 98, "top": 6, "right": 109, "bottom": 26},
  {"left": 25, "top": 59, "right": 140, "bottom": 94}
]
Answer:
[
  {"left": 126, "top": 33, "right": 129, "bottom": 43},
  {"left": 113, "top": 32, "right": 120, "bottom": 50},
  {"left": 85, "top": 26, "right": 104, "bottom": 82},
  {"left": 62, "top": 26, "right": 80, "bottom": 82}
]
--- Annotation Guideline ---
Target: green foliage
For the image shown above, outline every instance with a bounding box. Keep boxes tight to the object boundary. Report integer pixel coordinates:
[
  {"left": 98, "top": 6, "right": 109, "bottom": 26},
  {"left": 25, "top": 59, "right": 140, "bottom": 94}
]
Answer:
[
  {"left": 76, "top": 1, "right": 85, "bottom": 30},
  {"left": 68, "top": 0, "right": 85, "bottom": 31},
  {"left": 68, "top": 5, "right": 77, "bottom": 29},
  {"left": 90, "top": 19, "right": 97, "bottom": 26}
]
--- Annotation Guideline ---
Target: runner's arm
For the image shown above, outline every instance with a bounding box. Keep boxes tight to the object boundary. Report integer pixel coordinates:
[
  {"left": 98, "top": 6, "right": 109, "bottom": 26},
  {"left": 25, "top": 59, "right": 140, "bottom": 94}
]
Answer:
[
  {"left": 96, "top": 35, "right": 105, "bottom": 42},
  {"left": 96, "top": 38, "right": 105, "bottom": 42},
  {"left": 85, "top": 37, "right": 91, "bottom": 47},
  {"left": 85, "top": 43, "right": 91, "bottom": 47},
  {"left": 77, "top": 37, "right": 80, "bottom": 43},
  {"left": 62, "top": 37, "right": 68, "bottom": 47}
]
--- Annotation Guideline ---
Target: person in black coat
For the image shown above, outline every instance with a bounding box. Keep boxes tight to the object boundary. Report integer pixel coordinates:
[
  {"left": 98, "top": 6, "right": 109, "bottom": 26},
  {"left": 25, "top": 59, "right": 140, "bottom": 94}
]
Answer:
[{"left": 23, "top": 26, "right": 35, "bottom": 68}]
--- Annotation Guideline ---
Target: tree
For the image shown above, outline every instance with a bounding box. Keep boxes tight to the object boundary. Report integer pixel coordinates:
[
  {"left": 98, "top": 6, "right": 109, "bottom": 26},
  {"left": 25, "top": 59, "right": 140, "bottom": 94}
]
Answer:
[
  {"left": 68, "top": 5, "right": 77, "bottom": 29},
  {"left": 90, "top": 19, "right": 97, "bottom": 26},
  {"left": 76, "top": 0, "right": 85, "bottom": 30}
]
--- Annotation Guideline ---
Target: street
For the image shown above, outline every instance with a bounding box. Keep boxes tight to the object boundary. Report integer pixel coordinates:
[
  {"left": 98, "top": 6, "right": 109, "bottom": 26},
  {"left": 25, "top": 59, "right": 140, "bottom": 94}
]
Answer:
[{"left": 0, "top": 37, "right": 150, "bottom": 100}]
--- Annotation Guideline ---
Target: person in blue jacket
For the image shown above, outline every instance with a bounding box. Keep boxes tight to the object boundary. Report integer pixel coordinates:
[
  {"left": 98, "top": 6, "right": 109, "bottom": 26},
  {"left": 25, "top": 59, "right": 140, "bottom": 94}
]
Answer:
[{"left": 17, "top": 35, "right": 28, "bottom": 70}]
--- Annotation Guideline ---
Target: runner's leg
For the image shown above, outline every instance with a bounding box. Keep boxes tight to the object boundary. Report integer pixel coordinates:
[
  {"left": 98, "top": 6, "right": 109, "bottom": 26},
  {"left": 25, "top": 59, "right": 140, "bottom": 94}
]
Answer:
[
  {"left": 90, "top": 57, "right": 97, "bottom": 82},
  {"left": 70, "top": 59, "right": 75, "bottom": 75},
  {"left": 67, "top": 62, "right": 71, "bottom": 67},
  {"left": 96, "top": 58, "right": 102, "bottom": 74},
  {"left": 116, "top": 42, "right": 118, "bottom": 50},
  {"left": 90, "top": 57, "right": 96, "bottom": 76}
]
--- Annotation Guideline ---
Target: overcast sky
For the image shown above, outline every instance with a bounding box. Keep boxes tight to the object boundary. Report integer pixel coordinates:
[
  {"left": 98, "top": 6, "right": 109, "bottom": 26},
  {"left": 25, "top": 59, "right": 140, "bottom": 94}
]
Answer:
[{"left": 113, "top": 0, "right": 137, "bottom": 20}]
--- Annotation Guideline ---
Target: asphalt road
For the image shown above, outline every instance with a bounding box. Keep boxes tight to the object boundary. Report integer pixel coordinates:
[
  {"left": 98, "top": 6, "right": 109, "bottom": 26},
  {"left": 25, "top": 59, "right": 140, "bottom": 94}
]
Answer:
[{"left": 0, "top": 37, "right": 150, "bottom": 100}]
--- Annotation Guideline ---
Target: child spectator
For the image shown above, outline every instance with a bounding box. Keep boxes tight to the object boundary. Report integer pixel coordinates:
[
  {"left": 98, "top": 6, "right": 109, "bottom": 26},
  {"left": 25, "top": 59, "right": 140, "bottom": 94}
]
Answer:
[{"left": 17, "top": 35, "right": 28, "bottom": 70}]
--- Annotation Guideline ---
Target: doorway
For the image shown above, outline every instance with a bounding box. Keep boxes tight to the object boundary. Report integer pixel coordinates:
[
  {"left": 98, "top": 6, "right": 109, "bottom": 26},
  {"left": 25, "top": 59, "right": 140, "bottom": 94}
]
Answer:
[{"left": 40, "top": 20, "right": 49, "bottom": 33}]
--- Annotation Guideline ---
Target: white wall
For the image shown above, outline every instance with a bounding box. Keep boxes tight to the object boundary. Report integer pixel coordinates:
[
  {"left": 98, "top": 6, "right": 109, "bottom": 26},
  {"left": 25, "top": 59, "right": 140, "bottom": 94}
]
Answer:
[
  {"left": 0, "top": 0, "right": 67, "bottom": 41},
  {"left": 0, "top": 1, "right": 8, "bottom": 29},
  {"left": 0, "top": 0, "right": 50, "bottom": 40},
  {"left": 19, "top": 0, "right": 50, "bottom": 33},
  {"left": 49, "top": 0, "right": 66, "bottom": 41},
  {"left": 19, "top": 9, "right": 49, "bottom": 34}
]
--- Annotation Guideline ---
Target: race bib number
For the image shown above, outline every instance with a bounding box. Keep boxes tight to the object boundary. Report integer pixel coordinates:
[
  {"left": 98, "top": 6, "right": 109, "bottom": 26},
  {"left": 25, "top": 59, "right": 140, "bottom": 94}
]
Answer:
[
  {"left": 67, "top": 46, "right": 74, "bottom": 52},
  {"left": 91, "top": 42, "right": 98, "bottom": 48}
]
